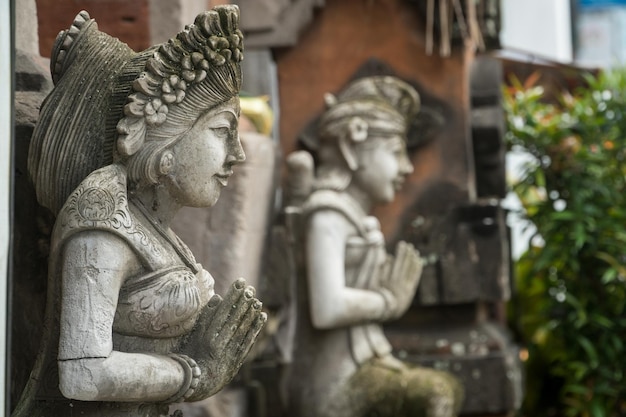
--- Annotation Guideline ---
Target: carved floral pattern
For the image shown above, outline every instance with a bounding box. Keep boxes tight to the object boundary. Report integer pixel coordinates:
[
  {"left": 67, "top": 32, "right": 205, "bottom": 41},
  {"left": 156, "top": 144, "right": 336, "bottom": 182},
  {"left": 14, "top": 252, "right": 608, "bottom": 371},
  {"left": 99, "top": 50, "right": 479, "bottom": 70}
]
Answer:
[
  {"left": 115, "top": 267, "right": 203, "bottom": 338},
  {"left": 116, "top": 6, "right": 244, "bottom": 156},
  {"left": 58, "top": 164, "right": 162, "bottom": 263},
  {"left": 77, "top": 188, "right": 116, "bottom": 221}
]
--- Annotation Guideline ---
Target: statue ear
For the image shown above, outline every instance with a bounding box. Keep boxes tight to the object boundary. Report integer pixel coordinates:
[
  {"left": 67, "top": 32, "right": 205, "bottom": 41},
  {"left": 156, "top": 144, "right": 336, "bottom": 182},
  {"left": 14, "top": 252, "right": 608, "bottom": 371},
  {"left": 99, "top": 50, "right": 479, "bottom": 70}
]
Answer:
[
  {"left": 337, "top": 117, "right": 368, "bottom": 171},
  {"left": 338, "top": 117, "right": 368, "bottom": 171},
  {"left": 338, "top": 135, "right": 359, "bottom": 171},
  {"left": 157, "top": 150, "right": 175, "bottom": 175},
  {"left": 347, "top": 117, "right": 368, "bottom": 143}
]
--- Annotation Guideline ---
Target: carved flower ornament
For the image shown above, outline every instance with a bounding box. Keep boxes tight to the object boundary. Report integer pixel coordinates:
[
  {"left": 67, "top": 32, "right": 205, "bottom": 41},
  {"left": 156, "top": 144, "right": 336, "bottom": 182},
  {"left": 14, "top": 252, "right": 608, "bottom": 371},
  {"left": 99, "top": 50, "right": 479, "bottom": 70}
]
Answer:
[{"left": 116, "top": 10, "right": 244, "bottom": 156}]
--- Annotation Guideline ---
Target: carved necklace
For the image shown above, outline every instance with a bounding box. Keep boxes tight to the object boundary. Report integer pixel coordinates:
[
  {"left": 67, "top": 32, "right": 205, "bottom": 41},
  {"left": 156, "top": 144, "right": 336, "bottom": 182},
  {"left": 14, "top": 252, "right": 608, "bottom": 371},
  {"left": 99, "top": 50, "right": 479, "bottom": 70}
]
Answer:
[{"left": 131, "top": 197, "right": 200, "bottom": 274}]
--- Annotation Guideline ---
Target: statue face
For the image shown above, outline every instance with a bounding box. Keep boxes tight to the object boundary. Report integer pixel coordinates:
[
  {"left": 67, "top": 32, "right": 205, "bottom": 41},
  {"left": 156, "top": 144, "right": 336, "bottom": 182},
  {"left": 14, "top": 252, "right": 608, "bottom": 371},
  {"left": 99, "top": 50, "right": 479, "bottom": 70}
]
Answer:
[
  {"left": 353, "top": 135, "right": 413, "bottom": 204},
  {"left": 166, "top": 97, "right": 244, "bottom": 207}
]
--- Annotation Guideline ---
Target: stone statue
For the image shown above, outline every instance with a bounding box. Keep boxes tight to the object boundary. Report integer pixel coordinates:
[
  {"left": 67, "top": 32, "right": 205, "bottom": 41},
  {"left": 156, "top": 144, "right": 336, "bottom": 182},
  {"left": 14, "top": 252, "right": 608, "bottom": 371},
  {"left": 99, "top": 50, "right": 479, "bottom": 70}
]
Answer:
[
  {"left": 13, "top": 6, "right": 266, "bottom": 417},
  {"left": 284, "top": 76, "right": 464, "bottom": 417}
]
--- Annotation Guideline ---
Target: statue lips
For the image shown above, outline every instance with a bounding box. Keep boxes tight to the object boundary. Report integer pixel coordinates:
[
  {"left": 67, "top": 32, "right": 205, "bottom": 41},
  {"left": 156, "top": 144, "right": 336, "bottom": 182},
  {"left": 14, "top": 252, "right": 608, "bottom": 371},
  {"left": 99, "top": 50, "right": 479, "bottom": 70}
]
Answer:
[
  {"left": 214, "top": 170, "right": 233, "bottom": 187},
  {"left": 393, "top": 177, "right": 405, "bottom": 191}
]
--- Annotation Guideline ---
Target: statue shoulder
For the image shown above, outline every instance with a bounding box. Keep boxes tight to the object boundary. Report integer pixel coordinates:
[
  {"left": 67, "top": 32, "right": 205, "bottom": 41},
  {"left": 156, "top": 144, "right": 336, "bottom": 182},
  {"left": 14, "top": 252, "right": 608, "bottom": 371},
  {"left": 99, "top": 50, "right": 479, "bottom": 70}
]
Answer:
[
  {"left": 302, "top": 190, "right": 366, "bottom": 235},
  {"left": 51, "top": 164, "right": 167, "bottom": 268},
  {"left": 52, "top": 164, "right": 136, "bottom": 246}
]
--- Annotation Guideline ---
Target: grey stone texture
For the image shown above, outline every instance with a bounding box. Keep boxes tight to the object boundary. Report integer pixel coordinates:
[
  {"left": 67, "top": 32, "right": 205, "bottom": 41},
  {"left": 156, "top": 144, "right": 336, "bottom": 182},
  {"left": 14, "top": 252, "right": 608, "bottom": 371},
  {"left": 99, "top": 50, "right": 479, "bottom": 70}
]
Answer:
[
  {"left": 282, "top": 76, "right": 463, "bottom": 417},
  {"left": 12, "top": 7, "right": 266, "bottom": 416}
]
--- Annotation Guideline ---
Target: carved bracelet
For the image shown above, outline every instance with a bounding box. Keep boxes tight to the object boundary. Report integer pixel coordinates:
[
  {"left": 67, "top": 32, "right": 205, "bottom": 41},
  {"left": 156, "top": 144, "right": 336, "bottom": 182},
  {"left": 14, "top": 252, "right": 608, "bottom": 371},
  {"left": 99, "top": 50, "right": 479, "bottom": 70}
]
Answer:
[
  {"left": 166, "top": 353, "right": 201, "bottom": 403},
  {"left": 377, "top": 288, "right": 396, "bottom": 321}
]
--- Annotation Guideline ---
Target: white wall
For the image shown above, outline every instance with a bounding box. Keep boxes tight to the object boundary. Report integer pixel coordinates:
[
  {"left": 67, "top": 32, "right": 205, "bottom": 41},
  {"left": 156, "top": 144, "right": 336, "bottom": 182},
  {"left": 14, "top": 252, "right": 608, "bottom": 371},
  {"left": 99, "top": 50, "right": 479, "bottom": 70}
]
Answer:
[
  {"left": 501, "top": 0, "right": 573, "bottom": 63},
  {"left": 576, "top": 6, "right": 626, "bottom": 67},
  {"left": 0, "top": 0, "right": 11, "bottom": 413}
]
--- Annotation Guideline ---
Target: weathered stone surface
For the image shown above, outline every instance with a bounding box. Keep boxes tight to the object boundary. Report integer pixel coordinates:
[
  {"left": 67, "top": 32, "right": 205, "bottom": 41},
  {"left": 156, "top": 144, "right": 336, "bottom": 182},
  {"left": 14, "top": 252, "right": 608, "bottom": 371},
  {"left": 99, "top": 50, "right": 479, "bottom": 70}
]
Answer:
[
  {"left": 13, "top": 7, "right": 266, "bottom": 416},
  {"left": 387, "top": 320, "right": 523, "bottom": 414},
  {"left": 405, "top": 200, "right": 509, "bottom": 305},
  {"left": 282, "top": 76, "right": 463, "bottom": 417}
]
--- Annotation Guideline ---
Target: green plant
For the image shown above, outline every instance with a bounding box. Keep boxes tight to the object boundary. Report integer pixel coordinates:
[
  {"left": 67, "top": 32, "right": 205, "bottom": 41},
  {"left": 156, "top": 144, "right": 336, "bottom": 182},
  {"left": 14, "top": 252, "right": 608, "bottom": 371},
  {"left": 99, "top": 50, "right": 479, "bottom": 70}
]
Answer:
[{"left": 504, "top": 70, "right": 626, "bottom": 417}]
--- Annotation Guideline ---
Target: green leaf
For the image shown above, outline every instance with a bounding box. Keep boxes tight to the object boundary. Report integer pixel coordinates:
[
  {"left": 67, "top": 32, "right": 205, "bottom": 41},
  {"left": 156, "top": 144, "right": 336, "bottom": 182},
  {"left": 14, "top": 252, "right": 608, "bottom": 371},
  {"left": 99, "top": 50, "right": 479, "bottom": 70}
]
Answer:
[
  {"left": 590, "top": 398, "right": 606, "bottom": 417},
  {"left": 577, "top": 335, "right": 599, "bottom": 369},
  {"left": 600, "top": 268, "right": 617, "bottom": 284},
  {"left": 574, "top": 222, "right": 586, "bottom": 249},
  {"left": 589, "top": 313, "right": 614, "bottom": 330},
  {"left": 563, "top": 383, "right": 589, "bottom": 396},
  {"left": 551, "top": 211, "right": 575, "bottom": 221}
]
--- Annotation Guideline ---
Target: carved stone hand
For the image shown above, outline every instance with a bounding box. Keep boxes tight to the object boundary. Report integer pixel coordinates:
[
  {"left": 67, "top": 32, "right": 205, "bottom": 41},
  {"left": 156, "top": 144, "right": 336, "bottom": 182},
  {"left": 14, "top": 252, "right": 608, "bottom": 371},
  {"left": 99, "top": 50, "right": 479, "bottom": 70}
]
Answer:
[
  {"left": 378, "top": 241, "right": 424, "bottom": 320},
  {"left": 179, "top": 278, "right": 266, "bottom": 401}
]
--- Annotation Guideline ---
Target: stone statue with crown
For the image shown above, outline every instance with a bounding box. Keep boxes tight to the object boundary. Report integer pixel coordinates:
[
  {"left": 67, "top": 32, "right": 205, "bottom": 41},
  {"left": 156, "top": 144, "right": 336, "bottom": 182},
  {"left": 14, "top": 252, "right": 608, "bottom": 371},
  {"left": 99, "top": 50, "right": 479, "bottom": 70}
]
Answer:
[
  {"left": 282, "top": 76, "right": 464, "bottom": 417},
  {"left": 12, "top": 6, "right": 266, "bottom": 417}
]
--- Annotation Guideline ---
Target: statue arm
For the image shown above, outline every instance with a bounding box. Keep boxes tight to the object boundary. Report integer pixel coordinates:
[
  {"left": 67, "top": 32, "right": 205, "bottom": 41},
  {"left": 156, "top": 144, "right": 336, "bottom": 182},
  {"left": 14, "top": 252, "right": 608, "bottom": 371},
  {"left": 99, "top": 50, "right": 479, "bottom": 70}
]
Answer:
[
  {"left": 57, "top": 231, "right": 185, "bottom": 402},
  {"left": 59, "top": 353, "right": 186, "bottom": 402},
  {"left": 306, "top": 210, "right": 387, "bottom": 329}
]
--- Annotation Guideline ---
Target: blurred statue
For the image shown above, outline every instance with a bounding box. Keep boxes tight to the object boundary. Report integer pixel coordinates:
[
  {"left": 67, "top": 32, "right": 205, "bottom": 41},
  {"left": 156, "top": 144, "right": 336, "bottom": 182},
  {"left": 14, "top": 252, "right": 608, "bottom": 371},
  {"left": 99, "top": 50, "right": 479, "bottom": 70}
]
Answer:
[
  {"left": 284, "top": 76, "right": 463, "bottom": 417},
  {"left": 13, "top": 6, "right": 266, "bottom": 417}
]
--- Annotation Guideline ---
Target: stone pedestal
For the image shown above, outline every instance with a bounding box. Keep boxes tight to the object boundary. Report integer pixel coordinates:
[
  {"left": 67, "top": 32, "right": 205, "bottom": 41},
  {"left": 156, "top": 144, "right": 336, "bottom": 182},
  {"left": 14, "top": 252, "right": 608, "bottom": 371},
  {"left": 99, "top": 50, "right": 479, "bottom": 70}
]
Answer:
[
  {"left": 392, "top": 55, "right": 522, "bottom": 415},
  {"left": 389, "top": 326, "right": 522, "bottom": 414}
]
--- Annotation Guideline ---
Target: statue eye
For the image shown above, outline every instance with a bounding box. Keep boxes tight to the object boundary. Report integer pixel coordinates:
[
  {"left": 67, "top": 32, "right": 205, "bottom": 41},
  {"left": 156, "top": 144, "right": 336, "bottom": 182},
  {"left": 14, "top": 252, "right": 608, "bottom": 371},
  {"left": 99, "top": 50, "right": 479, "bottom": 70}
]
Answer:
[
  {"left": 387, "top": 137, "right": 405, "bottom": 156},
  {"left": 212, "top": 126, "right": 231, "bottom": 138}
]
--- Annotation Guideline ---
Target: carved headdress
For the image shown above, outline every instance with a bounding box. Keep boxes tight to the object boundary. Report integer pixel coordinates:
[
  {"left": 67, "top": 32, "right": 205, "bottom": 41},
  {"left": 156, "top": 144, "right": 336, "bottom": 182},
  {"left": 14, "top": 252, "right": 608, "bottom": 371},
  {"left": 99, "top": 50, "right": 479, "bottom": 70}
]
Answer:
[
  {"left": 318, "top": 76, "right": 420, "bottom": 142},
  {"left": 312, "top": 76, "right": 420, "bottom": 191},
  {"left": 29, "top": 6, "right": 244, "bottom": 214}
]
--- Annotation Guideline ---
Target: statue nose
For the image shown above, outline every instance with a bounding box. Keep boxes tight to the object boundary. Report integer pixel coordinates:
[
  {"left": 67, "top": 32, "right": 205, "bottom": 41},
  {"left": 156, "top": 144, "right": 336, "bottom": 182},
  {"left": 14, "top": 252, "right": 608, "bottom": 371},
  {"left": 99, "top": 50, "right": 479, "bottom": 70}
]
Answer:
[
  {"left": 400, "top": 154, "right": 413, "bottom": 175},
  {"left": 227, "top": 135, "right": 246, "bottom": 164}
]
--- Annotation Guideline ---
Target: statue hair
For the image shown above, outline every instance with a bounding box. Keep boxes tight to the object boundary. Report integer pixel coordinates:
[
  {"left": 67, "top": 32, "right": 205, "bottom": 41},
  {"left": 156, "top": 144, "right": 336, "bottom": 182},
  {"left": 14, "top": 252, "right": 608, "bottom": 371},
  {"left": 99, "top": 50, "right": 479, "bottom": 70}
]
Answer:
[{"left": 28, "top": 6, "right": 243, "bottom": 214}]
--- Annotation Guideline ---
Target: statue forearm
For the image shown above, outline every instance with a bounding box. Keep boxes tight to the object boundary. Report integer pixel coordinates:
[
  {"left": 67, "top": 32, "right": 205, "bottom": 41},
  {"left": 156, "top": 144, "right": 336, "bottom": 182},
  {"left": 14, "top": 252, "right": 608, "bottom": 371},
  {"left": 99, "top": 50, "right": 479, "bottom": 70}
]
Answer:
[
  {"left": 309, "top": 286, "right": 388, "bottom": 329},
  {"left": 58, "top": 351, "right": 185, "bottom": 402}
]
